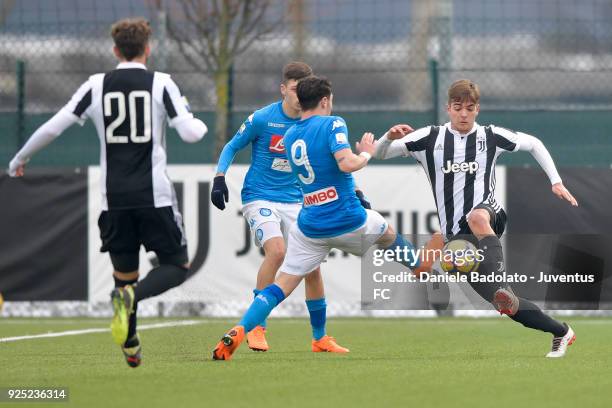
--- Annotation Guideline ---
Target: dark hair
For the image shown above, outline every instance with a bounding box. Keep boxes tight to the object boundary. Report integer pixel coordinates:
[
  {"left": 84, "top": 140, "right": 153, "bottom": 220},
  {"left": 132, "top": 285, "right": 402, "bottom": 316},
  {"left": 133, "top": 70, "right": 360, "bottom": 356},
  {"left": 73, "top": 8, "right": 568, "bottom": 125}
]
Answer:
[
  {"left": 297, "top": 76, "right": 332, "bottom": 111},
  {"left": 282, "top": 61, "right": 313, "bottom": 83},
  {"left": 111, "top": 18, "right": 152, "bottom": 61}
]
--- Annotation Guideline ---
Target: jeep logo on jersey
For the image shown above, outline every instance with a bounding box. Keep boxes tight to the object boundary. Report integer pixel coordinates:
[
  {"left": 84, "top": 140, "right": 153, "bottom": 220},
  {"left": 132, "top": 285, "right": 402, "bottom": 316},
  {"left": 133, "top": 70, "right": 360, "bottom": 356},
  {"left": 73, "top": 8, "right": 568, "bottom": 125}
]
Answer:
[
  {"left": 441, "top": 160, "right": 479, "bottom": 174},
  {"left": 269, "top": 135, "right": 285, "bottom": 153},
  {"left": 303, "top": 186, "right": 339, "bottom": 207}
]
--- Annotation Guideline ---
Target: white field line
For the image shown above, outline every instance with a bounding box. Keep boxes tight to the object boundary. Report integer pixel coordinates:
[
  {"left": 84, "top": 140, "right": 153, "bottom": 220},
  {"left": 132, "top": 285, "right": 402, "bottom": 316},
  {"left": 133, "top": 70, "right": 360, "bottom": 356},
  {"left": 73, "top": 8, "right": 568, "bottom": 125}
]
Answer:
[
  {"left": 1, "top": 317, "right": 609, "bottom": 343},
  {"left": 0, "top": 320, "right": 207, "bottom": 343}
]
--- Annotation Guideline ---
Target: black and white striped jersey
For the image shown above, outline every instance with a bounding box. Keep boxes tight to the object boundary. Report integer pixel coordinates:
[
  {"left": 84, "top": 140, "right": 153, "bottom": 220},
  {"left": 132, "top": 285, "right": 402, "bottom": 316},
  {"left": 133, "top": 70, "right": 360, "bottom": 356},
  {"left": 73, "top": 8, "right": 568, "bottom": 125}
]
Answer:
[
  {"left": 62, "top": 62, "right": 194, "bottom": 210},
  {"left": 377, "top": 123, "right": 523, "bottom": 236}
]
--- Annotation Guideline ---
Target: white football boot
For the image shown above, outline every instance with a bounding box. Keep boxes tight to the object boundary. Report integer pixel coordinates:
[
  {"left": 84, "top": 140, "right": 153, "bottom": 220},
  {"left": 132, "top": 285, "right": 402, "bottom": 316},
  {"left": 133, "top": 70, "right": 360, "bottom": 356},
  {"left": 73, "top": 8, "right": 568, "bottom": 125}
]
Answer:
[{"left": 546, "top": 323, "right": 576, "bottom": 358}]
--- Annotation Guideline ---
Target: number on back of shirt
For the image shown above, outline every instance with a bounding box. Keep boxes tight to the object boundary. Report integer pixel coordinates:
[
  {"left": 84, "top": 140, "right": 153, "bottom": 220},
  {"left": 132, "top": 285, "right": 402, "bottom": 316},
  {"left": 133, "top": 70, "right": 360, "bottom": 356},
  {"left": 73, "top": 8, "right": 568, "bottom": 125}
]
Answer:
[
  {"left": 104, "top": 91, "right": 151, "bottom": 143},
  {"left": 290, "top": 140, "right": 315, "bottom": 184}
]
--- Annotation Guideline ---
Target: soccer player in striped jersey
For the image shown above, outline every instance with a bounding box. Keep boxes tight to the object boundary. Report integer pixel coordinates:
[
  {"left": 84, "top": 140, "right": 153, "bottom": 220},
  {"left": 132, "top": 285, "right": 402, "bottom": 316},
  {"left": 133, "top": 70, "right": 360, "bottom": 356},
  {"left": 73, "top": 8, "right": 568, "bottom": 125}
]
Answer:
[
  {"left": 8, "top": 18, "right": 208, "bottom": 367},
  {"left": 211, "top": 63, "right": 350, "bottom": 353},
  {"left": 374, "top": 79, "right": 578, "bottom": 358}
]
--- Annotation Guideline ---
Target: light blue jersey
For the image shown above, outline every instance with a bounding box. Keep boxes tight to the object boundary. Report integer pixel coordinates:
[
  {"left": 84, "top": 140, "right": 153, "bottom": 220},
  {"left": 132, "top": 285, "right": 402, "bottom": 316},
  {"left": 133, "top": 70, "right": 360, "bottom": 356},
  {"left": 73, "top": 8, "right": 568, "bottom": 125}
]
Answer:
[
  {"left": 216, "top": 101, "right": 302, "bottom": 204},
  {"left": 283, "top": 115, "right": 366, "bottom": 238}
]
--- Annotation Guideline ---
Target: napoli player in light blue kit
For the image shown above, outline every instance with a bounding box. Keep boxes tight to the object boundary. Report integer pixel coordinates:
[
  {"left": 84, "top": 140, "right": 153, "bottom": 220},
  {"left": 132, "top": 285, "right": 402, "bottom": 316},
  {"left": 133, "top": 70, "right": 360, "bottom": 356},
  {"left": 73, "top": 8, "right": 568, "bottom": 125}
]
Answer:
[
  {"left": 211, "top": 63, "right": 351, "bottom": 353},
  {"left": 213, "top": 76, "right": 419, "bottom": 360}
]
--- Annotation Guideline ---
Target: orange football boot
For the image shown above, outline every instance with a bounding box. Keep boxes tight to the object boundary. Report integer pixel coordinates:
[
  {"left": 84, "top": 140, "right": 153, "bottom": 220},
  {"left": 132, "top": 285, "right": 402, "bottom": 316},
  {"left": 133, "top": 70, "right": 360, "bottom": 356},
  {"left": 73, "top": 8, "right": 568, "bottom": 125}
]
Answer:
[
  {"left": 312, "top": 335, "right": 350, "bottom": 353},
  {"left": 212, "top": 326, "right": 245, "bottom": 360},
  {"left": 414, "top": 232, "right": 445, "bottom": 277},
  {"left": 246, "top": 325, "right": 269, "bottom": 352}
]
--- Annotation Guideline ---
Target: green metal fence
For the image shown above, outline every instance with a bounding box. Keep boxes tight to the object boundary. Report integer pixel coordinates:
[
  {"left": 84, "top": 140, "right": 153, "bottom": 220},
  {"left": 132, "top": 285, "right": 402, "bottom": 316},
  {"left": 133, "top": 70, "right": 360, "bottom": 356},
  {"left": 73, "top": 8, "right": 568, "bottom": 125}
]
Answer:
[{"left": 1, "top": 0, "right": 611, "bottom": 166}]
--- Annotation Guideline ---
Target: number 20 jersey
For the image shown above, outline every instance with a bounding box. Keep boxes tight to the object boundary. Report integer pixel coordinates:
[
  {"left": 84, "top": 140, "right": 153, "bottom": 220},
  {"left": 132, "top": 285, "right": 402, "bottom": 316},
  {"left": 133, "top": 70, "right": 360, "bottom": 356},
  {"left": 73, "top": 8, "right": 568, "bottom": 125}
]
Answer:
[
  {"left": 283, "top": 115, "right": 366, "bottom": 238},
  {"left": 62, "top": 62, "right": 193, "bottom": 210}
]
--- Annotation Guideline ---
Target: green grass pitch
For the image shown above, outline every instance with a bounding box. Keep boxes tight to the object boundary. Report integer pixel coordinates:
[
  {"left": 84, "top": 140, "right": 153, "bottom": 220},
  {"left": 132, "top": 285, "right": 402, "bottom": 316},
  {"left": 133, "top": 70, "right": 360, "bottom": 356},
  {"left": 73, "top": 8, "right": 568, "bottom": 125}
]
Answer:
[{"left": 1, "top": 317, "right": 611, "bottom": 408}]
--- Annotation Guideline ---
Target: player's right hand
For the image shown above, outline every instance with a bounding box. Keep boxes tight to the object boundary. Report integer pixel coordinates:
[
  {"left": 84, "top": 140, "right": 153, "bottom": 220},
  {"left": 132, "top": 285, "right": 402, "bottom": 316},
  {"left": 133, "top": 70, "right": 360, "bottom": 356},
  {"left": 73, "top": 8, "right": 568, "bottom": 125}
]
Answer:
[
  {"left": 8, "top": 157, "right": 25, "bottom": 177},
  {"left": 387, "top": 124, "right": 414, "bottom": 140},
  {"left": 356, "top": 132, "right": 376, "bottom": 156},
  {"left": 211, "top": 175, "right": 229, "bottom": 210}
]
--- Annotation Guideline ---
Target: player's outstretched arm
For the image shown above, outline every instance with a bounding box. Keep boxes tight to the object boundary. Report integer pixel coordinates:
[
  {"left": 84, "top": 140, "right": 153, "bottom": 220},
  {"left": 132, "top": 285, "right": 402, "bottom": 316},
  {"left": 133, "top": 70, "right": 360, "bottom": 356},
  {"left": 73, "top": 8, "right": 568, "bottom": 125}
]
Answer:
[
  {"left": 334, "top": 132, "right": 376, "bottom": 173},
  {"left": 374, "top": 124, "right": 415, "bottom": 159},
  {"left": 514, "top": 131, "right": 578, "bottom": 207},
  {"left": 211, "top": 114, "right": 258, "bottom": 210},
  {"left": 8, "top": 109, "right": 79, "bottom": 177}
]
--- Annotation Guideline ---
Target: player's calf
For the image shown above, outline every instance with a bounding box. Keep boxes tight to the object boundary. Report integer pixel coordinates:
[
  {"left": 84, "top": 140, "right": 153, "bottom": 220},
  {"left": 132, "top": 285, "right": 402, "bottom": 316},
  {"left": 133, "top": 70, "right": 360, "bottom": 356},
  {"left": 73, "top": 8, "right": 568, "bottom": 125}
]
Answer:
[{"left": 492, "top": 287, "right": 519, "bottom": 316}]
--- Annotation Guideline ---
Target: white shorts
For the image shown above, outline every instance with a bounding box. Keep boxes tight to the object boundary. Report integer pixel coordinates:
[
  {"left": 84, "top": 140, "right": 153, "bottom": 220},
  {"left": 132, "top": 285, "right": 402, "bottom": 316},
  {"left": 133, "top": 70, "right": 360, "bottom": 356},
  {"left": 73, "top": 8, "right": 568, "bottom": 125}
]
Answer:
[
  {"left": 242, "top": 200, "right": 301, "bottom": 247},
  {"left": 280, "top": 209, "right": 389, "bottom": 276}
]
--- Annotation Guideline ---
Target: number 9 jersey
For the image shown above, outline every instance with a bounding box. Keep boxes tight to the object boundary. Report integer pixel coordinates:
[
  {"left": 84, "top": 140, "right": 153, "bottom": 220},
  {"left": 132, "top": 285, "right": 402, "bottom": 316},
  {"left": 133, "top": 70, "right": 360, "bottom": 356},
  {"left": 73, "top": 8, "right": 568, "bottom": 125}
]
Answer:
[
  {"left": 283, "top": 115, "right": 366, "bottom": 238},
  {"left": 63, "top": 62, "right": 194, "bottom": 210}
]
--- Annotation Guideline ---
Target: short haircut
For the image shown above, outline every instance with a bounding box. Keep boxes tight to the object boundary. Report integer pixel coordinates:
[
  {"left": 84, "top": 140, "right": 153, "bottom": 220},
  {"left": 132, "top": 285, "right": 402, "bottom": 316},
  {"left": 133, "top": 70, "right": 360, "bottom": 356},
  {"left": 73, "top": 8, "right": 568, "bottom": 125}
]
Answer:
[
  {"left": 111, "top": 18, "right": 152, "bottom": 61},
  {"left": 282, "top": 61, "right": 313, "bottom": 84},
  {"left": 297, "top": 76, "right": 332, "bottom": 111},
  {"left": 448, "top": 79, "right": 480, "bottom": 104}
]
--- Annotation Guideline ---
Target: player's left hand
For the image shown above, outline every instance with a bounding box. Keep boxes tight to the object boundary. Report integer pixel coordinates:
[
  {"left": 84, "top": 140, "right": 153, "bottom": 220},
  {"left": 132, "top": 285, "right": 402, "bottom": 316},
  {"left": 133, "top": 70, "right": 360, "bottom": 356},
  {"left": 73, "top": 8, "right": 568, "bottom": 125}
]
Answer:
[
  {"left": 8, "top": 158, "right": 25, "bottom": 177},
  {"left": 355, "top": 189, "right": 371, "bottom": 209},
  {"left": 211, "top": 175, "right": 229, "bottom": 210},
  {"left": 552, "top": 182, "right": 578, "bottom": 206}
]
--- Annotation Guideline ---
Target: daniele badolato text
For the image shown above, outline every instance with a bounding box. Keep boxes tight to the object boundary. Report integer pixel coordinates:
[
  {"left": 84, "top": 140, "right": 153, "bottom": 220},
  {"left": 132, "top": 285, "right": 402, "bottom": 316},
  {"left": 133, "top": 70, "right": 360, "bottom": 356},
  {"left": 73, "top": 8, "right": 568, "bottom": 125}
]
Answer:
[{"left": 370, "top": 246, "right": 596, "bottom": 284}]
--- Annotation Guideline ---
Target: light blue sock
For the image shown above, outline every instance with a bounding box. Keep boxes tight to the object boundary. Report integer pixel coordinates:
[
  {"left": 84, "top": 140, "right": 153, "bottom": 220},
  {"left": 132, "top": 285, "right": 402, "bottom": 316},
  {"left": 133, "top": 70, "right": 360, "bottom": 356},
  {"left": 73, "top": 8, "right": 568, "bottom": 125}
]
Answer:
[
  {"left": 385, "top": 233, "right": 420, "bottom": 268},
  {"left": 239, "top": 284, "right": 285, "bottom": 332},
  {"left": 306, "top": 297, "right": 327, "bottom": 340},
  {"left": 253, "top": 289, "right": 267, "bottom": 328}
]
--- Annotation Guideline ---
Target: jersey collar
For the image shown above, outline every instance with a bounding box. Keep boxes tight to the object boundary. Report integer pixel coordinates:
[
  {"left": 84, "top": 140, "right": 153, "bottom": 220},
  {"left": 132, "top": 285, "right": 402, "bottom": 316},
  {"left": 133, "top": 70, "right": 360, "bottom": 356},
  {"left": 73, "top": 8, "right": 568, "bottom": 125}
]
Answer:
[
  {"left": 445, "top": 122, "right": 479, "bottom": 137},
  {"left": 116, "top": 62, "right": 147, "bottom": 70}
]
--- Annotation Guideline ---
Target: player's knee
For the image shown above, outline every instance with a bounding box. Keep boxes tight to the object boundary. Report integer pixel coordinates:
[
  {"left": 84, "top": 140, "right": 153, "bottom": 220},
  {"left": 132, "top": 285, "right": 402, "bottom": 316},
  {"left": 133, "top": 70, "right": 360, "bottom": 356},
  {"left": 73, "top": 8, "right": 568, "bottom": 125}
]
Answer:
[
  {"left": 467, "top": 209, "right": 490, "bottom": 232},
  {"left": 304, "top": 267, "right": 322, "bottom": 284},
  {"left": 263, "top": 240, "right": 286, "bottom": 267}
]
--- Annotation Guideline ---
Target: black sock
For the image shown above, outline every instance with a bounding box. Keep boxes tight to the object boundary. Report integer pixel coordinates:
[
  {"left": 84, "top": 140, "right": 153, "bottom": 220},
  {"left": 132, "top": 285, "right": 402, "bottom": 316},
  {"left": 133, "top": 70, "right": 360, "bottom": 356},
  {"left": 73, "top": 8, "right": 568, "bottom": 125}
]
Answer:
[
  {"left": 477, "top": 235, "right": 505, "bottom": 275},
  {"left": 113, "top": 276, "right": 138, "bottom": 344},
  {"left": 132, "top": 264, "right": 189, "bottom": 302},
  {"left": 510, "top": 298, "right": 567, "bottom": 337}
]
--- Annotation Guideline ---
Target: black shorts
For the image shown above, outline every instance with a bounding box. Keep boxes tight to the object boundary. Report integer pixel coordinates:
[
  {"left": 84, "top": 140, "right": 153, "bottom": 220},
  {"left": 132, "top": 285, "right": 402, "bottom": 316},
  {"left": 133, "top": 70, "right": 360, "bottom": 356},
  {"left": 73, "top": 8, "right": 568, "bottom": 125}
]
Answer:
[
  {"left": 456, "top": 202, "right": 507, "bottom": 239},
  {"left": 98, "top": 206, "right": 188, "bottom": 271}
]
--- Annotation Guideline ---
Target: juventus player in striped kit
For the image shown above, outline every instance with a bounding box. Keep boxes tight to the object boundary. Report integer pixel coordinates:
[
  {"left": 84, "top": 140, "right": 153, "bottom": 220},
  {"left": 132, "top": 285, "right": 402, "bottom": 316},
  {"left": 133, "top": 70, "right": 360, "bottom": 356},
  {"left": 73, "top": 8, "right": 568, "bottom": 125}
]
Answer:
[
  {"left": 375, "top": 79, "right": 579, "bottom": 358},
  {"left": 8, "top": 18, "right": 208, "bottom": 367}
]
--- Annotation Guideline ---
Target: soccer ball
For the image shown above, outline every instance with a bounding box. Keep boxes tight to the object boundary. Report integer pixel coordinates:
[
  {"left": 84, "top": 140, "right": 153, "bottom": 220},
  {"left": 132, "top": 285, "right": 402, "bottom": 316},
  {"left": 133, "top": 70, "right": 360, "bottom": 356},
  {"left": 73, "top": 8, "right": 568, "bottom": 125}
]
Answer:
[{"left": 440, "top": 239, "right": 481, "bottom": 274}]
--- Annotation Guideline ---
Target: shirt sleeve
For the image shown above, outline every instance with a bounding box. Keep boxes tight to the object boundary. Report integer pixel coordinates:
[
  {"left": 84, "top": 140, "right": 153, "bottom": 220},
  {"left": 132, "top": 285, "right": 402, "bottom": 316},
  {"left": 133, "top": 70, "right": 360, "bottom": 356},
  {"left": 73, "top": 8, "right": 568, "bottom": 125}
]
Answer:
[
  {"left": 492, "top": 125, "right": 521, "bottom": 152},
  {"left": 162, "top": 76, "right": 194, "bottom": 128},
  {"left": 61, "top": 79, "right": 93, "bottom": 126},
  {"left": 375, "top": 126, "right": 432, "bottom": 161},
  {"left": 216, "top": 112, "right": 259, "bottom": 174},
  {"left": 10, "top": 109, "right": 79, "bottom": 171},
  {"left": 327, "top": 117, "right": 351, "bottom": 154},
  {"left": 515, "top": 131, "right": 562, "bottom": 185}
]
